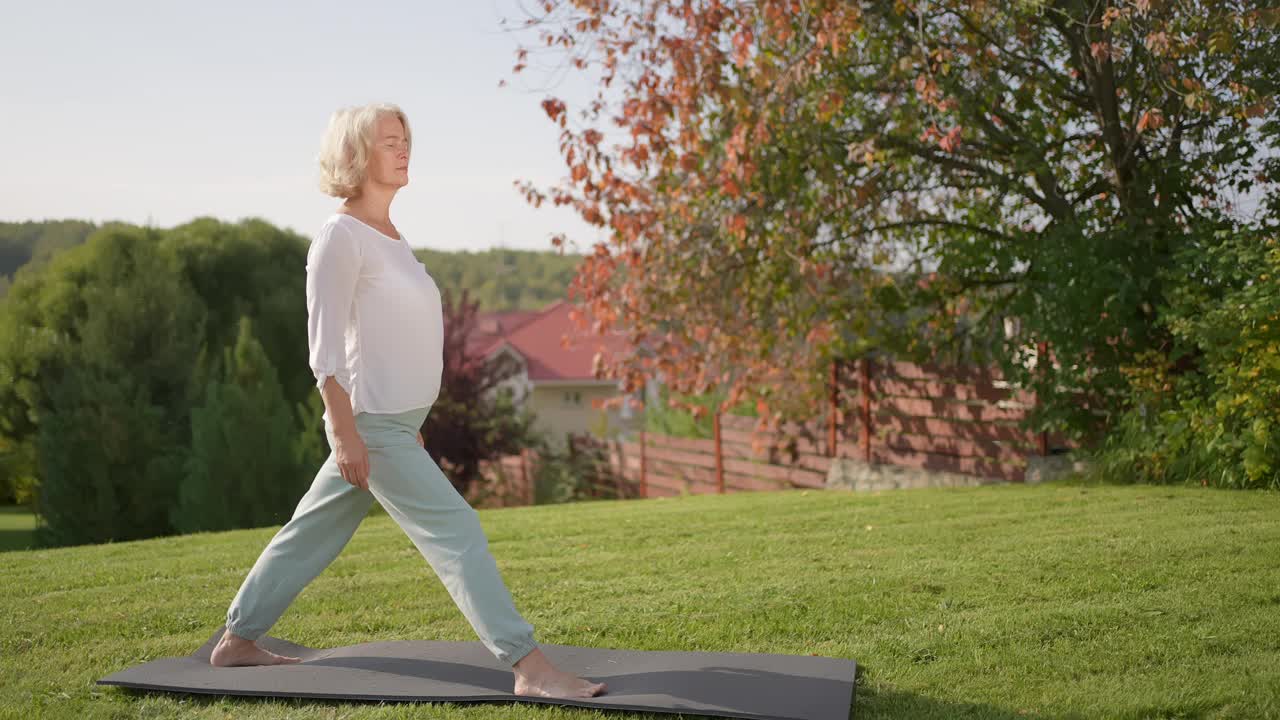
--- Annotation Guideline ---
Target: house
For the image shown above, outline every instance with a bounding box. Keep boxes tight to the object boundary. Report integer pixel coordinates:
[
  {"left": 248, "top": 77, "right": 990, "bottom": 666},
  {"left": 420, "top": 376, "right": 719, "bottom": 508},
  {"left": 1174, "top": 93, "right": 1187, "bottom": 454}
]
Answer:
[{"left": 468, "top": 300, "right": 644, "bottom": 449}]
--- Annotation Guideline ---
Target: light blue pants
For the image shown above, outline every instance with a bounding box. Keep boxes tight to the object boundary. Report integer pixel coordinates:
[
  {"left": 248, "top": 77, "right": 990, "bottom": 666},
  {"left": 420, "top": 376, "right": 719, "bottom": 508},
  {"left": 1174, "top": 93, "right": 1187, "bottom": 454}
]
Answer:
[{"left": 224, "top": 405, "right": 540, "bottom": 667}]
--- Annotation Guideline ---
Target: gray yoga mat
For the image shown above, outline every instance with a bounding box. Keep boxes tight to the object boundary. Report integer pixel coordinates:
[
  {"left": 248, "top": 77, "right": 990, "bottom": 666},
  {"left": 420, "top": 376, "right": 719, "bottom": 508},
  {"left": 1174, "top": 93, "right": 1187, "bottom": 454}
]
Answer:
[{"left": 97, "top": 625, "right": 857, "bottom": 720}]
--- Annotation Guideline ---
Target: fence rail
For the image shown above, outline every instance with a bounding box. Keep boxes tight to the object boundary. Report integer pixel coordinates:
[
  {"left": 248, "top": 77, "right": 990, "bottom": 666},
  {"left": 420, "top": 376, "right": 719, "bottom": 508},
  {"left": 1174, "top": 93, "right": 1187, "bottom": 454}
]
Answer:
[{"left": 473, "top": 356, "right": 1091, "bottom": 506}]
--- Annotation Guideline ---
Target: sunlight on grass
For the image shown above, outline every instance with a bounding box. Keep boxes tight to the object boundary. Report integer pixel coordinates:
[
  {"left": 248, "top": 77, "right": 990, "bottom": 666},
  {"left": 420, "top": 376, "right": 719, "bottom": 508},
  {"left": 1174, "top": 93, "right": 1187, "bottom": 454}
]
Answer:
[
  {"left": 0, "top": 505, "right": 37, "bottom": 553},
  {"left": 2, "top": 480, "right": 1278, "bottom": 719}
]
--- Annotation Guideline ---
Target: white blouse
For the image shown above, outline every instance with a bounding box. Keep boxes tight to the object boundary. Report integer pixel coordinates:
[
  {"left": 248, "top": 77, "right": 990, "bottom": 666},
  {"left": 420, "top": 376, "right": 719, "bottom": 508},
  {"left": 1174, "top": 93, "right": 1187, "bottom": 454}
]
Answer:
[{"left": 306, "top": 213, "right": 444, "bottom": 426}]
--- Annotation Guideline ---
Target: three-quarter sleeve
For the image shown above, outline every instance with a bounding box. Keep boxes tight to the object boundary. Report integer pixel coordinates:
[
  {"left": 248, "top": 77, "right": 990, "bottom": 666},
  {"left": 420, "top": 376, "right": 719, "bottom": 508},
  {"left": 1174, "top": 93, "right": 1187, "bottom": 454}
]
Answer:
[{"left": 306, "top": 222, "right": 361, "bottom": 392}]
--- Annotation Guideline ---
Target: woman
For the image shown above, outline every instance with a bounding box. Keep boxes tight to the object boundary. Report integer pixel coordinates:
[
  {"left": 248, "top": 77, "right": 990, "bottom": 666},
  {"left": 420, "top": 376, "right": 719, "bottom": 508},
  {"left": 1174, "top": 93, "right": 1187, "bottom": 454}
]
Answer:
[{"left": 208, "top": 102, "right": 607, "bottom": 700}]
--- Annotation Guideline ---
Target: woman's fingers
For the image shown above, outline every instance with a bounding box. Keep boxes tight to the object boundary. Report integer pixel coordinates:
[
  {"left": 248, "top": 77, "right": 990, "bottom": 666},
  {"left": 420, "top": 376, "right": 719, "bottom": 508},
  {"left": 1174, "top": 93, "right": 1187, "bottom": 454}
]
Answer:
[
  {"left": 335, "top": 430, "right": 372, "bottom": 490},
  {"left": 338, "top": 455, "right": 368, "bottom": 489},
  {"left": 344, "top": 462, "right": 361, "bottom": 490}
]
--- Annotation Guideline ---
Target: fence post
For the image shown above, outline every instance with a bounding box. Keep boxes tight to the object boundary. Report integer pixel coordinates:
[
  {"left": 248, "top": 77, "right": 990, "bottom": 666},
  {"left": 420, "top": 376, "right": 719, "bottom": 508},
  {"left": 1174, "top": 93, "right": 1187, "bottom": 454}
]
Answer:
[
  {"left": 1036, "top": 341, "right": 1049, "bottom": 457},
  {"left": 861, "top": 357, "right": 873, "bottom": 463},
  {"left": 612, "top": 440, "right": 624, "bottom": 498},
  {"left": 828, "top": 358, "right": 839, "bottom": 458},
  {"left": 521, "top": 448, "right": 532, "bottom": 506},
  {"left": 713, "top": 412, "right": 725, "bottom": 493},
  {"left": 639, "top": 428, "right": 647, "bottom": 498}
]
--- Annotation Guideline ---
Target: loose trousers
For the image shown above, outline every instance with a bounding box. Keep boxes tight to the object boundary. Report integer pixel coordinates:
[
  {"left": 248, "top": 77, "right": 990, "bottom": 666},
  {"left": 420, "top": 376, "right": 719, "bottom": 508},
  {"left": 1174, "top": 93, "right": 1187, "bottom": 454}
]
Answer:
[{"left": 224, "top": 405, "right": 539, "bottom": 667}]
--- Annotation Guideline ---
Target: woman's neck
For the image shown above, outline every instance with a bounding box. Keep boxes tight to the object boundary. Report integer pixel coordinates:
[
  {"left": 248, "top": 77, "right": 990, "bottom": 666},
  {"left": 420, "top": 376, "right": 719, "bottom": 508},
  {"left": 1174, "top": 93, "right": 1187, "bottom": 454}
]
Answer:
[{"left": 342, "top": 188, "right": 395, "bottom": 224}]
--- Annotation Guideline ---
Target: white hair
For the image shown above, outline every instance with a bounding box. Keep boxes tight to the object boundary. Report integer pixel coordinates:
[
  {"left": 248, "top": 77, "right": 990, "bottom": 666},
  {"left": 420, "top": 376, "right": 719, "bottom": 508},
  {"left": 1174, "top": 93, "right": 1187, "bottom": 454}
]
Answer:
[{"left": 316, "top": 102, "right": 413, "bottom": 199}]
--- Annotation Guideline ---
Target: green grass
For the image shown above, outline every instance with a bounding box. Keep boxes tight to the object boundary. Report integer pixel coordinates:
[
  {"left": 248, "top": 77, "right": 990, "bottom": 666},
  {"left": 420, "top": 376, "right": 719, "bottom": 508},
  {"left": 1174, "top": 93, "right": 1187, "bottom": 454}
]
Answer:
[
  {"left": 2, "top": 478, "right": 1279, "bottom": 719},
  {"left": 0, "top": 505, "right": 37, "bottom": 552}
]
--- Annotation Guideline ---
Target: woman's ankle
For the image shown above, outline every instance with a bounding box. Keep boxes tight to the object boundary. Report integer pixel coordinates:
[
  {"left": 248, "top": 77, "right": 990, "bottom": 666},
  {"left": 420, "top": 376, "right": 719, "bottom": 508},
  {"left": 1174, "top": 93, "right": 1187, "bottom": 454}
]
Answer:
[
  {"left": 221, "top": 629, "right": 254, "bottom": 645},
  {"left": 513, "top": 647, "right": 550, "bottom": 673}
]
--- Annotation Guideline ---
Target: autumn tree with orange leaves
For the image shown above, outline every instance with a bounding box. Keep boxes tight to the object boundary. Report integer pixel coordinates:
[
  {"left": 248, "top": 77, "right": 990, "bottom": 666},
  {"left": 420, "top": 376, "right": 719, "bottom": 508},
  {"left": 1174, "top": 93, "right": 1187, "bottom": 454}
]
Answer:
[{"left": 505, "top": 0, "right": 1279, "bottom": 448}]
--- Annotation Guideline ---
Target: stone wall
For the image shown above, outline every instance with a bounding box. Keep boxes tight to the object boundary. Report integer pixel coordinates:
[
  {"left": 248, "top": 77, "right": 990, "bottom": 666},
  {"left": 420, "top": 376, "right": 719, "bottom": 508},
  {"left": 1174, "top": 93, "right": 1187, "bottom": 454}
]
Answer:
[{"left": 825, "top": 452, "right": 1092, "bottom": 491}]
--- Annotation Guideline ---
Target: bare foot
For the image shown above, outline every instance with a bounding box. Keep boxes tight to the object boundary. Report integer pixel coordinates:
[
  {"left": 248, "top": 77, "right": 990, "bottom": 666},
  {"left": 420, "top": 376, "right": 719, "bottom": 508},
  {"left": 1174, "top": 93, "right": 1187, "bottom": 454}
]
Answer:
[
  {"left": 512, "top": 647, "right": 607, "bottom": 699},
  {"left": 209, "top": 629, "right": 302, "bottom": 667}
]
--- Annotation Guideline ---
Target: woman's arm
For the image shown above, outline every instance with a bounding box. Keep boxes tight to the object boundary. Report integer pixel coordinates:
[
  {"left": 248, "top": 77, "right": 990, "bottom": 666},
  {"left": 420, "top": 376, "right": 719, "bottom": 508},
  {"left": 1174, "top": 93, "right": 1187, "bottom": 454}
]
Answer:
[
  {"left": 320, "top": 376, "right": 359, "bottom": 439},
  {"left": 306, "top": 221, "right": 361, "bottom": 435},
  {"left": 306, "top": 222, "right": 369, "bottom": 488}
]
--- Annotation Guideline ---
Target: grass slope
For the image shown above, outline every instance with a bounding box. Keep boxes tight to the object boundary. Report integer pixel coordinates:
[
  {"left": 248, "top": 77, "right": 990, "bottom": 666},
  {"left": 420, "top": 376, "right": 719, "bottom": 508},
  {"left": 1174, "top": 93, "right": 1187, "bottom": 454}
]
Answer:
[
  {"left": 0, "top": 506, "right": 37, "bottom": 552},
  {"left": 2, "top": 479, "right": 1278, "bottom": 719}
]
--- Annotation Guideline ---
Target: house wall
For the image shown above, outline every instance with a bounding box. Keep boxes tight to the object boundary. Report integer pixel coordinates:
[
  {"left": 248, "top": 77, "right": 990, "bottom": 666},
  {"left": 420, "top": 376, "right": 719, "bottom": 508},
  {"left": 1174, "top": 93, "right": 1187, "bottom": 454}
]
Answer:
[
  {"left": 493, "top": 373, "right": 531, "bottom": 405},
  {"left": 488, "top": 350, "right": 531, "bottom": 404},
  {"left": 527, "top": 384, "right": 643, "bottom": 449}
]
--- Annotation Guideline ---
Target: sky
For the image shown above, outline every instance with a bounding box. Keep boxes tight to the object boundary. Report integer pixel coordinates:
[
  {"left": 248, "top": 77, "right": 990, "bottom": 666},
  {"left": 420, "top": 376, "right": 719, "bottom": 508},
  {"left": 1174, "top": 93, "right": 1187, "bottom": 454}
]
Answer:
[{"left": 1, "top": 1, "right": 613, "bottom": 253}]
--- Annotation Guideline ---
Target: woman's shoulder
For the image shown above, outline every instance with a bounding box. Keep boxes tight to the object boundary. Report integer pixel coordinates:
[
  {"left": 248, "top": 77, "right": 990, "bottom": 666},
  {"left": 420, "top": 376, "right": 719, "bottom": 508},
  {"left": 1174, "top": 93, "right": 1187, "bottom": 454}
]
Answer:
[
  {"left": 323, "top": 212, "right": 357, "bottom": 231},
  {"left": 307, "top": 214, "right": 364, "bottom": 264},
  {"left": 314, "top": 213, "right": 366, "bottom": 242}
]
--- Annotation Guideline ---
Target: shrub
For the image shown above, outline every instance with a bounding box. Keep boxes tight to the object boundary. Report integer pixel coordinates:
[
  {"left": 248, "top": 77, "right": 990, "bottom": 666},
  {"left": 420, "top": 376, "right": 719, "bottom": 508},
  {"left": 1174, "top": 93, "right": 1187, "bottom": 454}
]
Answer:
[
  {"left": 530, "top": 435, "right": 629, "bottom": 504},
  {"left": 34, "top": 365, "right": 184, "bottom": 546},
  {"left": 171, "top": 317, "right": 312, "bottom": 532},
  {"left": 1087, "top": 233, "right": 1279, "bottom": 489}
]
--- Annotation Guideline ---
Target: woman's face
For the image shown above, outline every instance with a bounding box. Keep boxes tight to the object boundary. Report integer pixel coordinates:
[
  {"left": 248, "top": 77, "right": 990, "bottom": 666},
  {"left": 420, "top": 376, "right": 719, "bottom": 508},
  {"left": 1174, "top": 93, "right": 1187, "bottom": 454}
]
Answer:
[{"left": 365, "top": 113, "right": 410, "bottom": 190}]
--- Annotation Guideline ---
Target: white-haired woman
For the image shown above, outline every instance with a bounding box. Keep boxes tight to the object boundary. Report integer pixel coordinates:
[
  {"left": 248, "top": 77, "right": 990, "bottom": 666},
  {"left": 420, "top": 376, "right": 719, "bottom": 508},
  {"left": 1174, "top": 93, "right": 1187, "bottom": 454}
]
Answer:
[{"left": 208, "top": 102, "right": 606, "bottom": 700}]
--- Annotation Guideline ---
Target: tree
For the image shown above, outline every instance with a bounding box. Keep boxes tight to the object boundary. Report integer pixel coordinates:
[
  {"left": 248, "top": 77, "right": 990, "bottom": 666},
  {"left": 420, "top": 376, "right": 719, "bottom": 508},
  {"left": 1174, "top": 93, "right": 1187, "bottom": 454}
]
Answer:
[
  {"left": 15, "top": 225, "right": 204, "bottom": 545},
  {"left": 420, "top": 287, "right": 539, "bottom": 496},
  {"left": 34, "top": 364, "right": 184, "bottom": 546},
  {"left": 0, "top": 219, "right": 313, "bottom": 544},
  {"left": 507, "top": 1, "right": 1279, "bottom": 448},
  {"left": 0, "top": 434, "right": 37, "bottom": 505},
  {"left": 1090, "top": 231, "right": 1280, "bottom": 489},
  {"left": 172, "top": 316, "right": 312, "bottom": 533},
  {"left": 0, "top": 219, "right": 97, "bottom": 300},
  {"left": 165, "top": 216, "right": 313, "bottom": 404}
]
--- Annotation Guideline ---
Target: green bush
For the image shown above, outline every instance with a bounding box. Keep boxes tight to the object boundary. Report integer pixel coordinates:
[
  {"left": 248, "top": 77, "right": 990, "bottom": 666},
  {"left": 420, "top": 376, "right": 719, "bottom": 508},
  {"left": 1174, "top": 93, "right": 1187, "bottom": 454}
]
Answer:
[
  {"left": 1088, "top": 233, "right": 1279, "bottom": 489},
  {"left": 171, "top": 316, "right": 314, "bottom": 533},
  {"left": 0, "top": 219, "right": 317, "bottom": 546},
  {"left": 643, "top": 383, "right": 757, "bottom": 439},
  {"left": 0, "top": 436, "right": 37, "bottom": 506},
  {"left": 34, "top": 365, "right": 185, "bottom": 547},
  {"left": 20, "top": 226, "right": 204, "bottom": 546},
  {"left": 529, "top": 436, "right": 627, "bottom": 504}
]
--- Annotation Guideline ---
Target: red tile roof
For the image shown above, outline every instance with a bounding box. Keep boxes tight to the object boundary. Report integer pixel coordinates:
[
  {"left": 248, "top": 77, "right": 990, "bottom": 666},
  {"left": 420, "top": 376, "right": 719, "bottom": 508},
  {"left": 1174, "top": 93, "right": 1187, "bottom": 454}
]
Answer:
[
  {"left": 468, "top": 309, "right": 540, "bottom": 355},
  {"left": 469, "top": 300, "right": 630, "bottom": 382}
]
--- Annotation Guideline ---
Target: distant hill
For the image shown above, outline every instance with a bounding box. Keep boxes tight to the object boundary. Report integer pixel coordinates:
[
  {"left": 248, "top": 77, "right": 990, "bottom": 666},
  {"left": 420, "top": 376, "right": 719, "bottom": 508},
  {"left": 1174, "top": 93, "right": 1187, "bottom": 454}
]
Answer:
[
  {"left": 413, "top": 246, "right": 582, "bottom": 311},
  {"left": 0, "top": 220, "right": 584, "bottom": 311},
  {"left": 0, "top": 220, "right": 99, "bottom": 298}
]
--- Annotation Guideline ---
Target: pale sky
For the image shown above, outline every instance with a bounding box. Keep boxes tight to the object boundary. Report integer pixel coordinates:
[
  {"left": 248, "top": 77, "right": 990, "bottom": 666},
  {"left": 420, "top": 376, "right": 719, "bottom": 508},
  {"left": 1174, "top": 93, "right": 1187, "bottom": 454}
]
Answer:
[{"left": 1, "top": 1, "right": 612, "bottom": 252}]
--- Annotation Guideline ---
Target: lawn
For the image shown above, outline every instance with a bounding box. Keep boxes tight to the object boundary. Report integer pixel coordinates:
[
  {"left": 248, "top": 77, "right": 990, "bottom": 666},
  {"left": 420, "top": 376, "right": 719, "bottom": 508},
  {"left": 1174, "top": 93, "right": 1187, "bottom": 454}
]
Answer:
[
  {"left": 0, "top": 505, "right": 37, "bottom": 553},
  {"left": 2, "top": 478, "right": 1278, "bottom": 719}
]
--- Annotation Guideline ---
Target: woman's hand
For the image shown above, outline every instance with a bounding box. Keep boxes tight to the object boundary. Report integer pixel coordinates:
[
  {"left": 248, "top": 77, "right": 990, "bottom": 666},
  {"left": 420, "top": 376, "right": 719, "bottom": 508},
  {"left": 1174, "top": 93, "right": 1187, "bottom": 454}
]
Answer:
[
  {"left": 416, "top": 430, "right": 424, "bottom": 448},
  {"left": 334, "top": 428, "right": 371, "bottom": 490}
]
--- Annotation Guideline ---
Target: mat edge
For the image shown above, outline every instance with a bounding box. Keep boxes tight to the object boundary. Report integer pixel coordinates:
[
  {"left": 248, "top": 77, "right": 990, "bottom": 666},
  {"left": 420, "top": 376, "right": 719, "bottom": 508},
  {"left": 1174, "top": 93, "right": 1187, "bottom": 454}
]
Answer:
[{"left": 95, "top": 678, "right": 834, "bottom": 720}]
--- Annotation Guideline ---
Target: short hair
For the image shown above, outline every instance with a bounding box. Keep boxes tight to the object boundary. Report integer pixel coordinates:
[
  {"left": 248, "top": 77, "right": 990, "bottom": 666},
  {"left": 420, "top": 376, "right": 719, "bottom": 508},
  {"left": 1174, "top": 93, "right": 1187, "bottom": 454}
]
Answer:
[{"left": 316, "top": 102, "right": 413, "bottom": 199}]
